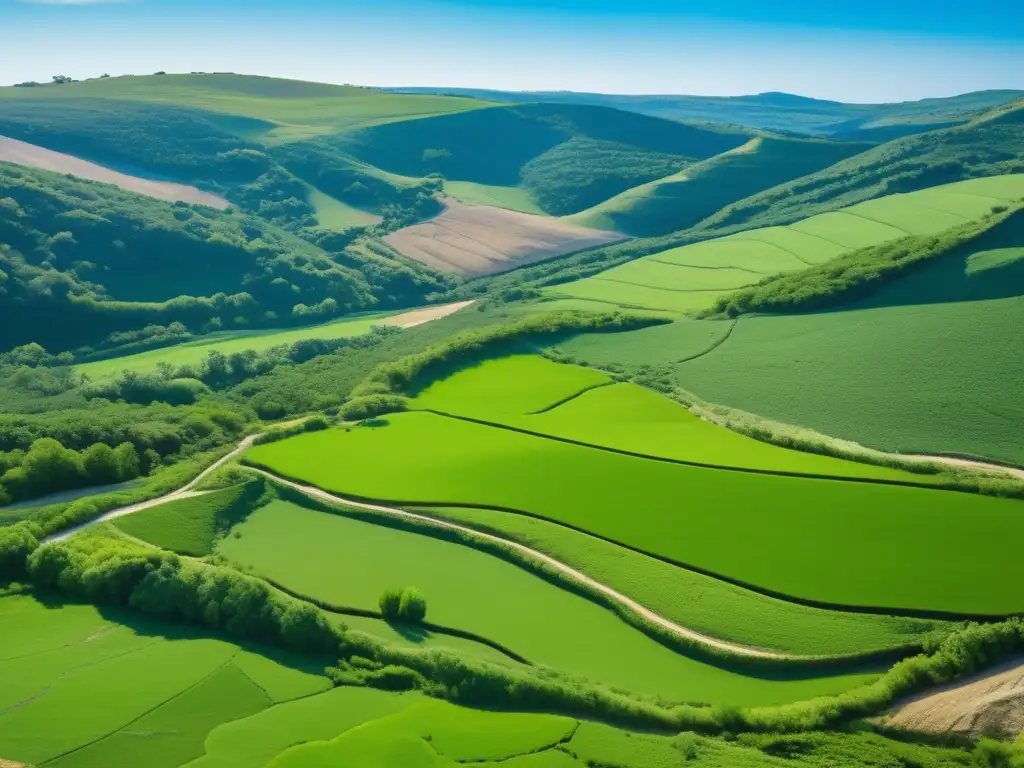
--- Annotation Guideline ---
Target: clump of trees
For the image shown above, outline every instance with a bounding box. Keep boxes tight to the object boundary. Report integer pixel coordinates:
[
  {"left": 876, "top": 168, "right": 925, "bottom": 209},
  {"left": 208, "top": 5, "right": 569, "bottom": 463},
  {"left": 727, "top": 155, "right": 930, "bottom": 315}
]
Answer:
[
  {"left": 0, "top": 521, "right": 41, "bottom": 577},
  {"left": 378, "top": 586, "right": 427, "bottom": 623},
  {"left": 0, "top": 438, "right": 144, "bottom": 505}
]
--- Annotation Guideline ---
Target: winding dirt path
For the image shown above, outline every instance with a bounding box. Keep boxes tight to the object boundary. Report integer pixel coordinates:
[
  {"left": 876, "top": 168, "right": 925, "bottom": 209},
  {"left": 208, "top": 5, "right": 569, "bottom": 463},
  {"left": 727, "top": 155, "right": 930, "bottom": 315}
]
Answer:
[
  {"left": 247, "top": 468, "right": 790, "bottom": 660},
  {"left": 41, "top": 435, "right": 259, "bottom": 544}
]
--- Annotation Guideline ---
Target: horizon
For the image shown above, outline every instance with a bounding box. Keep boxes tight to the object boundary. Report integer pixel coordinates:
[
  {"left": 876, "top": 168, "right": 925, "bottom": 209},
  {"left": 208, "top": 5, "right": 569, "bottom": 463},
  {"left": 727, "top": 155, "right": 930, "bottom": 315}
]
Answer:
[{"left": 1, "top": 0, "right": 1022, "bottom": 102}]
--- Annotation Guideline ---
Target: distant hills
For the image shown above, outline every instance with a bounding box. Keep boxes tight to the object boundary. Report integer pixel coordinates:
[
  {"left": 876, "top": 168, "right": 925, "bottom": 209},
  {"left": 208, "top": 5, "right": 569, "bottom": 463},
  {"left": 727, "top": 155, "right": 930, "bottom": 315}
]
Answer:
[{"left": 383, "top": 87, "right": 1024, "bottom": 138}]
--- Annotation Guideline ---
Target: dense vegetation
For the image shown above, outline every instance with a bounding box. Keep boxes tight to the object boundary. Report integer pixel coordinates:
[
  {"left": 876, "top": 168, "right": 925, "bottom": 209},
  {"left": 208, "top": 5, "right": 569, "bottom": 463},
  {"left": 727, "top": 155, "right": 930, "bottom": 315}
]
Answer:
[{"left": 0, "top": 162, "right": 451, "bottom": 353}]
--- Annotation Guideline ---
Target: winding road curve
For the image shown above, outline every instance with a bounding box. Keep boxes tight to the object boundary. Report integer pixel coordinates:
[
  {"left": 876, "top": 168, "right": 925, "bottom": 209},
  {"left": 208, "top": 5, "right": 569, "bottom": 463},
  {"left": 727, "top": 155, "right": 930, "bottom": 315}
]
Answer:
[{"left": 40, "top": 429, "right": 1024, "bottom": 661}]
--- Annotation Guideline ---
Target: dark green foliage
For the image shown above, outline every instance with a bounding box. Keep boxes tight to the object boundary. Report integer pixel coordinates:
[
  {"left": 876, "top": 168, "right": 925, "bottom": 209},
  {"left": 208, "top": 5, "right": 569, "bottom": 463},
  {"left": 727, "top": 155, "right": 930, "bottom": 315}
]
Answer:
[
  {"left": 710, "top": 208, "right": 1019, "bottom": 317},
  {"left": 0, "top": 162, "right": 447, "bottom": 353},
  {"left": 27, "top": 534, "right": 340, "bottom": 652},
  {"left": 0, "top": 437, "right": 141, "bottom": 504},
  {"left": 338, "top": 395, "right": 409, "bottom": 421},
  {"left": 0, "top": 521, "right": 40, "bottom": 576},
  {"left": 378, "top": 587, "right": 403, "bottom": 618}
]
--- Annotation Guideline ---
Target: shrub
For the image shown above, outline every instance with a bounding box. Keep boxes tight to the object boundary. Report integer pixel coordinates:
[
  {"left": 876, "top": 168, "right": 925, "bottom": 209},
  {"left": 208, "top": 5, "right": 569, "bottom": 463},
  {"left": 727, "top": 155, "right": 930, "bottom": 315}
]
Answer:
[
  {"left": 302, "top": 416, "right": 330, "bottom": 432},
  {"left": 378, "top": 587, "right": 403, "bottom": 618},
  {"left": 0, "top": 522, "right": 41, "bottom": 577},
  {"left": 398, "top": 587, "right": 427, "bottom": 622},
  {"left": 338, "top": 395, "right": 409, "bottom": 421}
]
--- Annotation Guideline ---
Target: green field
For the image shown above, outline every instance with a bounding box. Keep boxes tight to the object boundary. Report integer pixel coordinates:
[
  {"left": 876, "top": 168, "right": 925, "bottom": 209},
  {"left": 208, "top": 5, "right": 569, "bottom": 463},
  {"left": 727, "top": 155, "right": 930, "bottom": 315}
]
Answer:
[
  {"left": 420, "top": 504, "right": 944, "bottom": 656},
  {"left": 76, "top": 310, "right": 401, "bottom": 379},
  {"left": 0, "top": 593, "right": 330, "bottom": 767},
  {"left": 569, "top": 136, "right": 872, "bottom": 237},
  {"left": 410, "top": 355, "right": 939, "bottom": 483},
  {"left": 305, "top": 183, "right": 382, "bottom": 229},
  {"left": 552, "top": 317, "right": 735, "bottom": 366},
  {"left": 218, "top": 499, "right": 877, "bottom": 704},
  {"left": 246, "top": 414, "right": 1024, "bottom": 614},
  {"left": 548, "top": 175, "right": 1024, "bottom": 313}
]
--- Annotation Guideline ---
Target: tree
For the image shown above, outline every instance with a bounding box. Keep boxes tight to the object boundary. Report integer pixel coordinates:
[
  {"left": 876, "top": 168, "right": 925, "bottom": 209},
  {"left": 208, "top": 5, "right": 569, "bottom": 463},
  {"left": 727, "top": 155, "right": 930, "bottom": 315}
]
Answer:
[
  {"left": 52, "top": 75, "right": 73, "bottom": 84},
  {"left": 82, "top": 443, "right": 120, "bottom": 484},
  {"left": 113, "top": 442, "right": 141, "bottom": 481},
  {"left": 399, "top": 587, "right": 427, "bottom": 623}
]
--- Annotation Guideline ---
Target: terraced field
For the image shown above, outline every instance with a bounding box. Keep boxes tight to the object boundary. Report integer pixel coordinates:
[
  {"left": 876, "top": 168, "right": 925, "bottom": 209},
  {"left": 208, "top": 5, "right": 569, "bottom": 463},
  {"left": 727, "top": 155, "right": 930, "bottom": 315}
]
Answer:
[
  {"left": 246, "top": 373, "right": 1024, "bottom": 614},
  {"left": 218, "top": 498, "right": 879, "bottom": 704},
  {"left": 548, "top": 175, "right": 1024, "bottom": 313}
]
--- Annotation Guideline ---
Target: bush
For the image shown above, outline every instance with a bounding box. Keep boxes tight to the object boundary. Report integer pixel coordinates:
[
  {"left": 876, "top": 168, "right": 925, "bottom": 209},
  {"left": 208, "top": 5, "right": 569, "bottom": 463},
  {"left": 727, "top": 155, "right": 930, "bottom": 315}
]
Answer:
[
  {"left": 378, "top": 587, "right": 403, "bottom": 619},
  {"left": 398, "top": 587, "right": 427, "bottom": 622},
  {"left": 302, "top": 416, "right": 330, "bottom": 432},
  {"left": 338, "top": 395, "right": 409, "bottom": 421},
  {"left": 0, "top": 521, "right": 41, "bottom": 577}
]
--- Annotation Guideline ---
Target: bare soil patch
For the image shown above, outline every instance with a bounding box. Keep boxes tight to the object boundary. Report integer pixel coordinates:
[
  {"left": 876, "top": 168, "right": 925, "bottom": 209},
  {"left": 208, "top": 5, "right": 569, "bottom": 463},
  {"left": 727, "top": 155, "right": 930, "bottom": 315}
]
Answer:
[
  {"left": 382, "top": 300, "right": 475, "bottom": 328},
  {"left": 385, "top": 198, "right": 626, "bottom": 276},
  {"left": 880, "top": 657, "right": 1024, "bottom": 739},
  {"left": 0, "top": 135, "right": 229, "bottom": 209},
  {"left": 0, "top": 760, "right": 30, "bottom": 768}
]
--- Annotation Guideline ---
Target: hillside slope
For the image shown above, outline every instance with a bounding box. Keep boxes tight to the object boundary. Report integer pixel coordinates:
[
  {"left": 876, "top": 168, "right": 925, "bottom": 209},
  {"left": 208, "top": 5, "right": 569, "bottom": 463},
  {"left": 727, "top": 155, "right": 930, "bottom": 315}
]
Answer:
[
  {"left": 0, "top": 162, "right": 450, "bottom": 353},
  {"left": 568, "top": 136, "right": 872, "bottom": 237},
  {"left": 671, "top": 207, "right": 1024, "bottom": 464},
  {"left": 386, "top": 87, "right": 1023, "bottom": 136}
]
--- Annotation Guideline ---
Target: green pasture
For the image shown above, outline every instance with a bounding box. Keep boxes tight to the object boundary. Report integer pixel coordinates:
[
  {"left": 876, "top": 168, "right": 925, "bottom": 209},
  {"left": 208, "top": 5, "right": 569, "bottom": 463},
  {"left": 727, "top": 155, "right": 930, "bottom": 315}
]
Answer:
[
  {"left": 422, "top": 504, "right": 944, "bottom": 656},
  {"left": 548, "top": 175, "right": 1024, "bottom": 313},
  {"left": 674, "top": 295, "right": 1024, "bottom": 466},
  {"left": 114, "top": 482, "right": 257, "bottom": 555},
  {"left": 246, "top": 414, "right": 1024, "bottom": 614},
  {"left": 551, "top": 318, "right": 735, "bottom": 367},
  {"left": 76, "top": 310, "right": 400, "bottom": 379},
  {"left": 410, "top": 355, "right": 938, "bottom": 483},
  {"left": 219, "top": 499, "right": 878, "bottom": 704},
  {"left": 266, "top": 698, "right": 577, "bottom": 768},
  {"left": 0, "top": 74, "right": 496, "bottom": 140},
  {"left": 184, "top": 688, "right": 418, "bottom": 768},
  {"left": 305, "top": 183, "right": 382, "bottom": 229},
  {"left": 413, "top": 355, "right": 610, "bottom": 417},
  {"left": 0, "top": 593, "right": 329, "bottom": 767},
  {"left": 443, "top": 180, "right": 545, "bottom": 214},
  {"left": 569, "top": 136, "right": 871, "bottom": 237}
]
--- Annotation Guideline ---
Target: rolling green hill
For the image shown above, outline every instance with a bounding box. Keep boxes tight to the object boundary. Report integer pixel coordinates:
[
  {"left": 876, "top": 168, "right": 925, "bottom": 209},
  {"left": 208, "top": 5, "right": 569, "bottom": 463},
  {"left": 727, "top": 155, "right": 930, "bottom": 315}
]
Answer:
[
  {"left": 386, "top": 87, "right": 1023, "bottom": 136},
  {"left": 546, "top": 176, "right": 1024, "bottom": 314},
  {"left": 567, "top": 136, "right": 872, "bottom": 237},
  {"left": 0, "top": 162, "right": 450, "bottom": 352}
]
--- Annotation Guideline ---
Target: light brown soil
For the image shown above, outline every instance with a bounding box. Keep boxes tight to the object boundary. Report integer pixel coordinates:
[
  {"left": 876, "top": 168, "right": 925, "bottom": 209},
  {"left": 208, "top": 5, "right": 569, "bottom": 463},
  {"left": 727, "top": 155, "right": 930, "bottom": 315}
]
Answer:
[
  {"left": 0, "top": 760, "right": 30, "bottom": 768},
  {"left": 880, "top": 657, "right": 1024, "bottom": 739},
  {"left": 385, "top": 198, "right": 626, "bottom": 276},
  {"left": 381, "top": 300, "right": 475, "bottom": 328},
  {"left": 899, "top": 454, "right": 1024, "bottom": 482},
  {"left": 0, "top": 135, "right": 229, "bottom": 209}
]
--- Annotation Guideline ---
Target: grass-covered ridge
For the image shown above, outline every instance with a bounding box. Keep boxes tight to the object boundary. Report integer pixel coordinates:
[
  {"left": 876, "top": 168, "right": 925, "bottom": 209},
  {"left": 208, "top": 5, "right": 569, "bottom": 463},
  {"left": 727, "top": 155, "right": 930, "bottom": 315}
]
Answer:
[{"left": 546, "top": 175, "right": 1024, "bottom": 314}]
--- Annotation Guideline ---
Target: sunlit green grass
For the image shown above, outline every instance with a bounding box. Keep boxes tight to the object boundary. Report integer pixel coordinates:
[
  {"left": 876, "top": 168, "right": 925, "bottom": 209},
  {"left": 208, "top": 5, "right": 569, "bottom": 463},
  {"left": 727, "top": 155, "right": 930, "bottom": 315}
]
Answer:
[
  {"left": 246, "top": 414, "right": 1024, "bottom": 614},
  {"left": 219, "top": 499, "right": 878, "bottom": 704},
  {"left": 443, "top": 181, "right": 545, "bottom": 214},
  {"left": 549, "top": 175, "right": 1024, "bottom": 313},
  {"left": 76, "top": 310, "right": 400, "bottom": 379}
]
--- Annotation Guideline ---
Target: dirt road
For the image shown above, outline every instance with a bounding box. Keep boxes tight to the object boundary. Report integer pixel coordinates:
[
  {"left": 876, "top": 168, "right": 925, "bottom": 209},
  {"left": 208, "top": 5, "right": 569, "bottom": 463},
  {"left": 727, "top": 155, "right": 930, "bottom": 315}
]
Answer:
[
  {"left": 41, "top": 435, "right": 259, "bottom": 544},
  {"left": 382, "top": 300, "right": 476, "bottom": 328}
]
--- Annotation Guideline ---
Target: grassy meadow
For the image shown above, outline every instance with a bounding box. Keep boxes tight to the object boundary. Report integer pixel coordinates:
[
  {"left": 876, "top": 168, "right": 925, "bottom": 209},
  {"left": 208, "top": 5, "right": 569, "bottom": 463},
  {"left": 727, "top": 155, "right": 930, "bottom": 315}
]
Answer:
[
  {"left": 547, "top": 175, "right": 1024, "bottom": 313},
  {"left": 0, "top": 592, "right": 330, "bottom": 768},
  {"left": 420, "top": 504, "right": 946, "bottom": 656},
  {"left": 245, "top": 413, "right": 1024, "bottom": 615},
  {"left": 218, "top": 499, "right": 878, "bottom": 704},
  {"left": 410, "top": 355, "right": 941, "bottom": 483},
  {"left": 76, "top": 310, "right": 401, "bottom": 379}
]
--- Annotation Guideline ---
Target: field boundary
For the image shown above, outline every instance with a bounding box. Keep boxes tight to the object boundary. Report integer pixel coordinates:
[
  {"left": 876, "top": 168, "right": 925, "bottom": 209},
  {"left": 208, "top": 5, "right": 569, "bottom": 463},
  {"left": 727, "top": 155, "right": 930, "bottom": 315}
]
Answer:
[
  {"left": 243, "top": 462, "right": 1020, "bottom": 625},
  {"left": 416, "top": 409, "right": 955, "bottom": 491},
  {"left": 527, "top": 381, "right": 617, "bottom": 415},
  {"left": 246, "top": 467, "right": 952, "bottom": 673}
]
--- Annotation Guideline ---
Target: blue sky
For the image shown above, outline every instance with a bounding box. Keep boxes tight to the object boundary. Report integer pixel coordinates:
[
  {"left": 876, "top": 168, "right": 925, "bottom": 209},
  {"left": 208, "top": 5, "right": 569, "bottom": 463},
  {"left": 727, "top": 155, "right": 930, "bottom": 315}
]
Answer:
[{"left": 1, "top": 0, "right": 1021, "bottom": 101}]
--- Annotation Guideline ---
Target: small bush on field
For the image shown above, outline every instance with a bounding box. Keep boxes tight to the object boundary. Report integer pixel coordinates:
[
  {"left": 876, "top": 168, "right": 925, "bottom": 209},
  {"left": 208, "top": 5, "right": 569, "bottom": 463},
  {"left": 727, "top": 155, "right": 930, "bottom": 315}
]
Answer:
[
  {"left": 339, "top": 395, "right": 409, "bottom": 421},
  {"left": 379, "top": 586, "right": 427, "bottom": 622}
]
